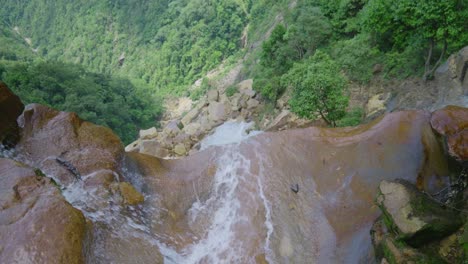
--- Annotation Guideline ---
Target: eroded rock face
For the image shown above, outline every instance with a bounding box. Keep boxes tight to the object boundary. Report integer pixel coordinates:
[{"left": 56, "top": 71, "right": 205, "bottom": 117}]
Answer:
[
  {"left": 376, "top": 179, "right": 462, "bottom": 246},
  {"left": 0, "top": 158, "right": 86, "bottom": 264},
  {"left": 123, "top": 110, "right": 451, "bottom": 262},
  {"left": 431, "top": 105, "right": 468, "bottom": 162},
  {"left": 16, "top": 103, "right": 124, "bottom": 186},
  {"left": 0, "top": 82, "right": 24, "bottom": 147},
  {"left": 11, "top": 104, "right": 163, "bottom": 263}
]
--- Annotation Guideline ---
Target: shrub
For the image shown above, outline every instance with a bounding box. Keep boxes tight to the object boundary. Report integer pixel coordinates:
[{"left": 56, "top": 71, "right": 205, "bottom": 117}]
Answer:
[
  {"left": 225, "top": 85, "right": 238, "bottom": 97},
  {"left": 336, "top": 107, "right": 364, "bottom": 127},
  {"left": 283, "top": 51, "right": 349, "bottom": 127}
]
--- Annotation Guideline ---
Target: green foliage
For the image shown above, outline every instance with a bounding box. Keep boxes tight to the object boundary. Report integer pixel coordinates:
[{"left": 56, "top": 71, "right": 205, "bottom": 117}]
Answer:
[
  {"left": 362, "top": 0, "right": 468, "bottom": 78},
  {"left": 253, "top": 73, "right": 283, "bottom": 102},
  {"left": 1, "top": 61, "right": 162, "bottom": 144},
  {"left": 363, "top": 0, "right": 466, "bottom": 50},
  {"left": 225, "top": 85, "right": 238, "bottom": 97},
  {"left": 336, "top": 107, "right": 364, "bottom": 127},
  {"left": 0, "top": 0, "right": 249, "bottom": 96},
  {"left": 283, "top": 51, "right": 349, "bottom": 126},
  {"left": 329, "top": 34, "right": 381, "bottom": 83},
  {"left": 261, "top": 24, "right": 295, "bottom": 74},
  {"left": 190, "top": 78, "right": 212, "bottom": 101}
]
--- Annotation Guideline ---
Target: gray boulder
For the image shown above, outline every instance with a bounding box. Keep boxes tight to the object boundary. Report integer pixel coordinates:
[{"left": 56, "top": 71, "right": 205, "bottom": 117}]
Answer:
[{"left": 376, "top": 179, "right": 462, "bottom": 247}]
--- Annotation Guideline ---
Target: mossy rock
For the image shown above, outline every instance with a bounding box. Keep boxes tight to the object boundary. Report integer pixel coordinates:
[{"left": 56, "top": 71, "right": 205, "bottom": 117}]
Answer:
[
  {"left": 377, "top": 179, "right": 463, "bottom": 247},
  {"left": 371, "top": 217, "right": 448, "bottom": 264}
]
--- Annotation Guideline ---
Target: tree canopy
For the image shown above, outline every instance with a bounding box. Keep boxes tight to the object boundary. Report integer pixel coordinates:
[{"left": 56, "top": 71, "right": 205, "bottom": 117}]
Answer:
[
  {"left": 1, "top": 61, "right": 163, "bottom": 143},
  {"left": 283, "top": 51, "right": 348, "bottom": 127},
  {"left": 363, "top": 0, "right": 468, "bottom": 79}
]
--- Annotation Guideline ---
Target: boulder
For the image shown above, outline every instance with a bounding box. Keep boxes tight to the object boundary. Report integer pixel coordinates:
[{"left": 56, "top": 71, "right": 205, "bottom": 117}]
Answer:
[
  {"left": 181, "top": 108, "right": 200, "bottom": 126},
  {"left": 447, "top": 46, "right": 468, "bottom": 86},
  {"left": 266, "top": 110, "right": 291, "bottom": 131},
  {"left": 125, "top": 139, "right": 141, "bottom": 152},
  {"left": 237, "top": 79, "right": 255, "bottom": 98},
  {"left": 207, "top": 89, "right": 219, "bottom": 102},
  {"left": 163, "top": 120, "right": 182, "bottom": 137},
  {"left": 139, "top": 127, "right": 158, "bottom": 140},
  {"left": 366, "top": 93, "right": 391, "bottom": 120},
  {"left": 247, "top": 98, "right": 260, "bottom": 110},
  {"left": 16, "top": 104, "right": 124, "bottom": 185},
  {"left": 139, "top": 140, "right": 169, "bottom": 158},
  {"left": 376, "top": 179, "right": 462, "bottom": 247},
  {"left": 230, "top": 93, "right": 242, "bottom": 111},
  {"left": 0, "top": 158, "right": 86, "bottom": 263},
  {"left": 184, "top": 122, "right": 201, "bottom": 137},
  {"left": 0, "top": 82, "right": 24, "bottom": 147},
  {"left": 430, "top": 105, "right": 468, "bottom": 162},
  {"left": 119, "top": 182, "right": 144, "bottom": 205},
  {"left": 371, "top": 217, "right": 435, "bottom": 264},
  {"left": 174, "top": 143, "right": 188, "bottom": 156},
  {"left": 208, "top": 101, "right": 228, "bottom": 123}
]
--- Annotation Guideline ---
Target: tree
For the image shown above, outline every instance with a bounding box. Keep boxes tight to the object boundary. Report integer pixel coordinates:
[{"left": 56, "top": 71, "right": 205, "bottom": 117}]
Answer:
[
  {"left": 363, "top": 0, "right": 468, "bottom": 80},
  {"left": 283, "top": 51, "right": 348, "bottom": 127}
]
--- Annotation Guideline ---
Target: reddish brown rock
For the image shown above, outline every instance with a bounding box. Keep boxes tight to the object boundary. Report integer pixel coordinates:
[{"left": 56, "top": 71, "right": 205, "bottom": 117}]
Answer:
[
  {"left": 118, "top": 182, "right": 144, "bottom": 205},
  {"left": 0, "top": 82, "right": 24, "bottom": 147},
  {"left": 16, "top": 104, "right": 124, "bottom": 185},
  {"left": 431, "top": 105, "right": 468, "bottom": 162},
  {"left": 0, "top": 158, "right": 86, "bottom": 263},
  {"left": 123, "top": 110, "right": 449, "bottom": 262}
]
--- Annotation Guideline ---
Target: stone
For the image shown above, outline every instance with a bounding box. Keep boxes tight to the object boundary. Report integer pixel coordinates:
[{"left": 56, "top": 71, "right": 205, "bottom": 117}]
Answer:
[
  {"left": 448, "top": 46, "right": 468, "bottom": 84},
  {"left": 119, "top": 182, "right": 144, "bottom": 205},
  {"left": 0, "top": 159, "right": 86, "bottom": 263},
  {"left": 173, "top": 133, "right": 192, "bottom": 148},
  {"left": 247, "top": 98, "right": 260, "bottom": 110},
  {"left": 266, "top": 110, "right": 291, "bottom": 131},
  {"left": 371, "top": 217, "right": 431, "bottom": 264},
  {"left": 0, "top": 82, "right": 24, "bottom": 147},
  {"left": 125, "top": 139, "right": 141, "bottom": 152},
  {"left": 174, "top": 143, "right": 187, "bottom": 156},
  {"left": 207, "top": 89, "right": 219, "bottom": 102},
  {"left": 184, "top": 122, "right": 201, "bottom": 137},
  {"left": 181, "top": 108, "right": 200, "bottom": 126},
  {"left": 376, "top": 179, "right": 462, "bottom": 247},
  {"left": 163, "top": 120, "right": 182, "bottom": 137},
  {"left": 366, "top": 93, "right": 391, "bottom": 120},
  {"left": 208, "top": 101, "right": 228, "bottom": 123},
  {"left": 237, "top": 79, "right": 255, "bottom": 98},
  {"left": 431, "top": 105, "right": 468, "bottom": 162},
  {"left": 230, "top": 93, "right": 242, "bottom": 111},
  {"left": 140, "top": 140, "right": 169, "bottom": 158},
  {"left": 139, "top": 127, "right": 158, "bottom": 140},
  {"left": 16, "top": 104, "right": 124, "bottom": 183}
]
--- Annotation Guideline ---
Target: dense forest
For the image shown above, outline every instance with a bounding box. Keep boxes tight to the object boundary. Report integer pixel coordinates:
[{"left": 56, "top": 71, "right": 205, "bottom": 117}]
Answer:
[
  {"left": 0, "top": 0, "right": 250, "bottom": 94},
  {"left": 0, "top": 0, "right": 467, "bottom": 140},
  {"left": 249, "top": 0, "right": 468, "bottom": 125}
]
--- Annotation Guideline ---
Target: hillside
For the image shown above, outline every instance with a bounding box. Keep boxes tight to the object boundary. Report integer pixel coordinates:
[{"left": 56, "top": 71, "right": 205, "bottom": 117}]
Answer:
[{"left": 0, "top": 0, "right": 467, "bottom": 141}]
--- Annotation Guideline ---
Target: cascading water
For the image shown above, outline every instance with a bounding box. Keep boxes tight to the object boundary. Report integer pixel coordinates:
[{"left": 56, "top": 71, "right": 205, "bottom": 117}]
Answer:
[
  {"left": 3, "top": 109, "right": 445, "bottom": 263},
  {"left": 3, "top": 121, "right": 274, "bottom": 263}
]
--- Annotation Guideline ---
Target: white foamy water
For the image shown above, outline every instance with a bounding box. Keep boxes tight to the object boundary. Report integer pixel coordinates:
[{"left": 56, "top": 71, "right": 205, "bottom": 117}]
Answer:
[
  {"left": 161, "top": 121, "right": 272, "bottom": 263},
  {"left": 199, "top": 121, "right": 261, "bottom": 150}
]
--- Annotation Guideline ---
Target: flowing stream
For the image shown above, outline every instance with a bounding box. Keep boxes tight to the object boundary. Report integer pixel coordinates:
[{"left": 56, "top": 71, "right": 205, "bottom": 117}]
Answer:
[
  {"left": 67, "top": 121, "right": 270, "bottom": 263},
  {"left": 2, "top": 118, "right": 398, "bottom": 263}
]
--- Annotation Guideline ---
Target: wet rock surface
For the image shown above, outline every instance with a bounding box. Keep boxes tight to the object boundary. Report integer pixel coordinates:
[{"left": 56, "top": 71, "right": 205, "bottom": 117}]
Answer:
[
  {"left": 2, "top": 81, "right": 466, "bottom": 263},
  {"left": 431, "top": 105, "right": 468, "bottom": 163},
  {"left": 0, "top": 158, "right": 86, "bottom": 264}
]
